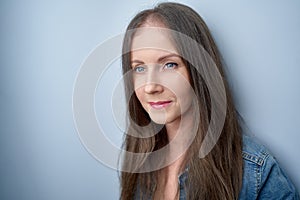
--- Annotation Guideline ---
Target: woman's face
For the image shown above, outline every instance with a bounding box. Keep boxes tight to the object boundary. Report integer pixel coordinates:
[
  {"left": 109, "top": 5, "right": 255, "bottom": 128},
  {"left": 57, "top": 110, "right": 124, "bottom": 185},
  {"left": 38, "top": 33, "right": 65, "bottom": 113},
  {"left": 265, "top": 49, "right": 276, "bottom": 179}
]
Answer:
[{"left": 130, "top": 25, "right": 194, "bottom": 125}]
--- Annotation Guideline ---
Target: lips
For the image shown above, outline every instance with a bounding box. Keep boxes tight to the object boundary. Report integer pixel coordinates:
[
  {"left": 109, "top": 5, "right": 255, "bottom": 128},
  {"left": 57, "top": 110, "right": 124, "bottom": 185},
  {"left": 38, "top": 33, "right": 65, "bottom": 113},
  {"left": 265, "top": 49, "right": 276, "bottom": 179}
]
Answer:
[{"left": 149, "top": 101, "right": 172, "bottom": 109}]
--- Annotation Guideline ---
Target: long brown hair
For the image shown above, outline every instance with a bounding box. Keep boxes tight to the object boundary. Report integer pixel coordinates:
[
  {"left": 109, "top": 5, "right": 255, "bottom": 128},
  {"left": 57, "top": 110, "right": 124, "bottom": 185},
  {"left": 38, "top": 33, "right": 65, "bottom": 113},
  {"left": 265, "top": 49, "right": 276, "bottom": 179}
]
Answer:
[{"left": 120, "top": 2, "right": 243, "bottom": 200}]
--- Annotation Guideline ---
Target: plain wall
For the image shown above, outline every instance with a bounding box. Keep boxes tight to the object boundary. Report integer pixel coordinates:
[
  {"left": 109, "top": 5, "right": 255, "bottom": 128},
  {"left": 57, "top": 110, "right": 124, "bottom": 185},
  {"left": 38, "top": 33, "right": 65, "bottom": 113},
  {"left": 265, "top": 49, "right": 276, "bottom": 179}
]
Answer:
[{"left": 1, "top": 0, "right": 299, "bottom": 199}]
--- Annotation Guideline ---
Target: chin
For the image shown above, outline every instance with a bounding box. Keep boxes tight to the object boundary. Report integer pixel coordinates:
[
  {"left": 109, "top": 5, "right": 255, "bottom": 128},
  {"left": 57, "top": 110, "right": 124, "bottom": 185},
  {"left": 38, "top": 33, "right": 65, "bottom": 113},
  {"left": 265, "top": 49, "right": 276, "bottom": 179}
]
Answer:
[
  {"left": 149, "top": 114, "right": 167, "bottom": 125},
  {"left": 150, "top": 114, "right": 180, "bottom": 126}
]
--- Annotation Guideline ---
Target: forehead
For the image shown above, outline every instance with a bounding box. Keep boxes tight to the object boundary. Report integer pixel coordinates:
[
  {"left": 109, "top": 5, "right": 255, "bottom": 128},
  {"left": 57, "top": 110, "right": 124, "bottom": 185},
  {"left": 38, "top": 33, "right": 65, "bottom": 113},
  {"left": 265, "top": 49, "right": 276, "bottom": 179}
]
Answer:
[{"left": 131, "top": 27, "right": 178, "bottom": 55}]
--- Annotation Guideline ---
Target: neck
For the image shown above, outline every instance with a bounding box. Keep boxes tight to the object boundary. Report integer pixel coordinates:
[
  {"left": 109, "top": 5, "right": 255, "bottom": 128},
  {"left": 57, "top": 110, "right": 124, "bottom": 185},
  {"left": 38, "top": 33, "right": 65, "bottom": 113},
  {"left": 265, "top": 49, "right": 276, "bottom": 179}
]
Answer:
[
  {"left": 164, "top": 106, "right": 195, "bottom": 172},
  {"left": 165, "top": 106, "right": 195, "bottom": 142}
]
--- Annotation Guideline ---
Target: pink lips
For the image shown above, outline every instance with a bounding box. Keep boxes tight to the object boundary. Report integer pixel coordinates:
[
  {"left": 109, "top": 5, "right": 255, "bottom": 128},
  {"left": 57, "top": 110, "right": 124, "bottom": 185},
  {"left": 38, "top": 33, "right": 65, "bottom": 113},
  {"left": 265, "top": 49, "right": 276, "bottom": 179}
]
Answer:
[{"left": 149, "top": 101, "right": 172, "bottom": 109}]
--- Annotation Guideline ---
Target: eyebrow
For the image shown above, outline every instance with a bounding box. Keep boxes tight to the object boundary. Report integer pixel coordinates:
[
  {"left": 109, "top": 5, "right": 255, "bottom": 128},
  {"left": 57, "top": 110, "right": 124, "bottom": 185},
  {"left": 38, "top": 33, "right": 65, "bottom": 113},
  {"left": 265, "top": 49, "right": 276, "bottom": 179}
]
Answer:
[{"left": 131, "top": 53, "right": 181, "bottom": 65}]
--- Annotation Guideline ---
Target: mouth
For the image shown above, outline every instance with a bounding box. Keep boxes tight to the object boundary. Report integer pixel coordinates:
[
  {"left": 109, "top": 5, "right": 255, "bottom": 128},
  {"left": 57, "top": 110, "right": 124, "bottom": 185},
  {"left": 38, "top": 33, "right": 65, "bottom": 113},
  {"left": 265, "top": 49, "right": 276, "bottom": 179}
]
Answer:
[{"left": 149, "top": 101, "right": 172, "bottom": 109}]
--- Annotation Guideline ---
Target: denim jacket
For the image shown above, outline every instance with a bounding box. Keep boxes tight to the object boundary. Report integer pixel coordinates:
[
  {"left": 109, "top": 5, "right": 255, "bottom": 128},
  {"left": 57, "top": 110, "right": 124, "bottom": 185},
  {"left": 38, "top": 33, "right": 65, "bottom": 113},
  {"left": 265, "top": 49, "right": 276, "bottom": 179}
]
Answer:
[{"left": 135, "top": 135, "right": 299, "bottom": 199}]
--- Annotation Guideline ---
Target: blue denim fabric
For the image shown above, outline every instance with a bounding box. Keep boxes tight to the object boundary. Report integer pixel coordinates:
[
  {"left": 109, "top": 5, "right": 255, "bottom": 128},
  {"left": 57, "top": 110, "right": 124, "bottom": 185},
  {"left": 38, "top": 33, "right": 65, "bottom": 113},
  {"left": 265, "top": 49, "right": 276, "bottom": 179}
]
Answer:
[
  {"left": 238, "top": 135, "right": 299, "bottom": 199},
  {"left": 134, "top": 135, "right": 299, "bottom": 199}
]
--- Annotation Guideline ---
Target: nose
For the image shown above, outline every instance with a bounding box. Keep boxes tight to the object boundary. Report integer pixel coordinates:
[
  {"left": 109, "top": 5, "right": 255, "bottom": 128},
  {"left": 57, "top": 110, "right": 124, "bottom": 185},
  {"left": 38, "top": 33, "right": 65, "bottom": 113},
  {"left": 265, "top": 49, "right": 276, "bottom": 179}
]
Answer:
[
  {"left": 144, "top": 81, "right": 163, "bottom": 94},
  {"left": 144, "top": 71, "right": 163, "bottom": 94}
]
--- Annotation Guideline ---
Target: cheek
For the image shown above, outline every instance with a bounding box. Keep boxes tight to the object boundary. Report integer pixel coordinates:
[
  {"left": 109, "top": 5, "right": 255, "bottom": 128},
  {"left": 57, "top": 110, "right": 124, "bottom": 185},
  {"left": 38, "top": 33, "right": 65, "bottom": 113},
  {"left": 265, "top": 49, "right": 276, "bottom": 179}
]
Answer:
[
  {"left": 132, "top": 74, "right": 146, "bottom": 91},
  {"left": 176, "top": 86, "right": 193, "bottom": 106},
  {"left": 170, "top": 77, "right": 194, "bottom": 110},
  {"left": 134, "top": 87, "right": 144, "bottom": 103},
  {"left": 166, "top": 74, "right": 192, "bottom": 100}
]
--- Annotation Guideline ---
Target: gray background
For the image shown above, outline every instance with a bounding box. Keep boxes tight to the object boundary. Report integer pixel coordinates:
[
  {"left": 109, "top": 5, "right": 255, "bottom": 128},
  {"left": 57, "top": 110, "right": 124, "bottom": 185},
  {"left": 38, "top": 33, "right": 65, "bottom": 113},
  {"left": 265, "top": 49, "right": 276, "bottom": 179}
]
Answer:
[{"left": 1, "top": 0, "right": 299, "bottom": 199}]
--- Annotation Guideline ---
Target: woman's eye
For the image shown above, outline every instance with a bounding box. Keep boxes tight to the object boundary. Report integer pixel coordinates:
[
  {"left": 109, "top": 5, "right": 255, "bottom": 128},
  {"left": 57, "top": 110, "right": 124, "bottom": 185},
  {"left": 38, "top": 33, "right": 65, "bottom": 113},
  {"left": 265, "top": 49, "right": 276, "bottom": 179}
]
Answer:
[
  {"left": 164, "top": 62, "right": 178, "bottom": 69},
  {"left": 133, "top": 66, "right": 145, "bottom": 73}
]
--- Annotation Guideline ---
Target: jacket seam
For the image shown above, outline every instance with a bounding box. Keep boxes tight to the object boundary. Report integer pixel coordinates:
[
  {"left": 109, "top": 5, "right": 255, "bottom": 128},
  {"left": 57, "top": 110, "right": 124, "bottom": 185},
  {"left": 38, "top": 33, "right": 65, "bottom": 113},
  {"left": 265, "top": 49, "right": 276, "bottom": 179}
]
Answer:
[{"left": 242, "top": 150, "right": 268, "bottom": 166}]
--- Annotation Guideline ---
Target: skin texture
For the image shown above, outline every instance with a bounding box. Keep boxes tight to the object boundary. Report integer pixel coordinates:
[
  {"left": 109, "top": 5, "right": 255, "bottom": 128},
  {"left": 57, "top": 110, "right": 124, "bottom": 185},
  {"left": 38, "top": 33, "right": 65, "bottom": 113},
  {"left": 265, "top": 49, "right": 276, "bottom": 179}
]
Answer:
[
  {"left": 131, "top": 22, "right": 194, "bottom": 199},
  {"left": 121, "top": 3, "right": 244, "bottom": 199},
  {"left": 131, "top": 24, "right": 193, "bottom": 133}
]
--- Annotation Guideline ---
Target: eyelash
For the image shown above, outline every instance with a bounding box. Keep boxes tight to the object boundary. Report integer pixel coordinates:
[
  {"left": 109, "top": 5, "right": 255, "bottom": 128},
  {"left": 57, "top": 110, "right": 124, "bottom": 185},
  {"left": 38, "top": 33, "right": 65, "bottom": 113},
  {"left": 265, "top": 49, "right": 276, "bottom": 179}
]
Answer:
[
  {"left": 132, "top": 62, "right": 178, "bottom": 73},
  {"left": 163, "top": 62, "right": 178, "bottom": 69},
  {"left": 133, "top": 66, "right": 145, "bottom": 73}
]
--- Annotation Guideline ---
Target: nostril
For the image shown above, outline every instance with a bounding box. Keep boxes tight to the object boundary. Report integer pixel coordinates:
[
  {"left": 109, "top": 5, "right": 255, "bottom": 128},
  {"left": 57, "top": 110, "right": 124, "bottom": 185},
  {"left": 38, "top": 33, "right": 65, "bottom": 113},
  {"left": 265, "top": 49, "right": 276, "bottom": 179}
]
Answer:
[
  {"left": 144, "top": 83, "right": 163, "bottom": 94},
  {"left": 144, "top": 83, "right": 155, "bottom": 93}
]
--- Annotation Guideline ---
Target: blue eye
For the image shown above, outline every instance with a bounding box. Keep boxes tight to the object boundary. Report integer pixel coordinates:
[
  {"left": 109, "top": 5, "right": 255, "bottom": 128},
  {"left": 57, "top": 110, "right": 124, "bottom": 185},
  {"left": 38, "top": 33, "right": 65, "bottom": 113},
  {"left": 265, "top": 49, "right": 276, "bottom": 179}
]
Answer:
[
  {"left": 133, "top": 66, "right": 145, "bottom": 73},
  {"left": 164, "top": 62, "right": 178, "bottom": 69}
]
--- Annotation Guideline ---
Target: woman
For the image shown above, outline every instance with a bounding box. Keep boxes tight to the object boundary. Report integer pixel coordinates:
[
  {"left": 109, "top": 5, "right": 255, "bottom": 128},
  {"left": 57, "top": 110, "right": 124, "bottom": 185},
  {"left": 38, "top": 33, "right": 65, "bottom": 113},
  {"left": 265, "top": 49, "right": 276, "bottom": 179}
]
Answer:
[{"left": 120, "top": 2, "right": 299, "bottom": 200}]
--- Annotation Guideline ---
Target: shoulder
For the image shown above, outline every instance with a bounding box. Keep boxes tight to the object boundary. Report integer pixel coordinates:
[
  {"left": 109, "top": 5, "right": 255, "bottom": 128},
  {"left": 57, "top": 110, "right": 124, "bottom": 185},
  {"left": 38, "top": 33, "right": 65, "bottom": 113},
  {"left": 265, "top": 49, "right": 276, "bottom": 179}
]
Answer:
[
  {"left": 242, "top": 134, "right": 269, "bottom": 166},
  {"left": 239, "top": 134, "right": 299, "bottom": 200}
]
